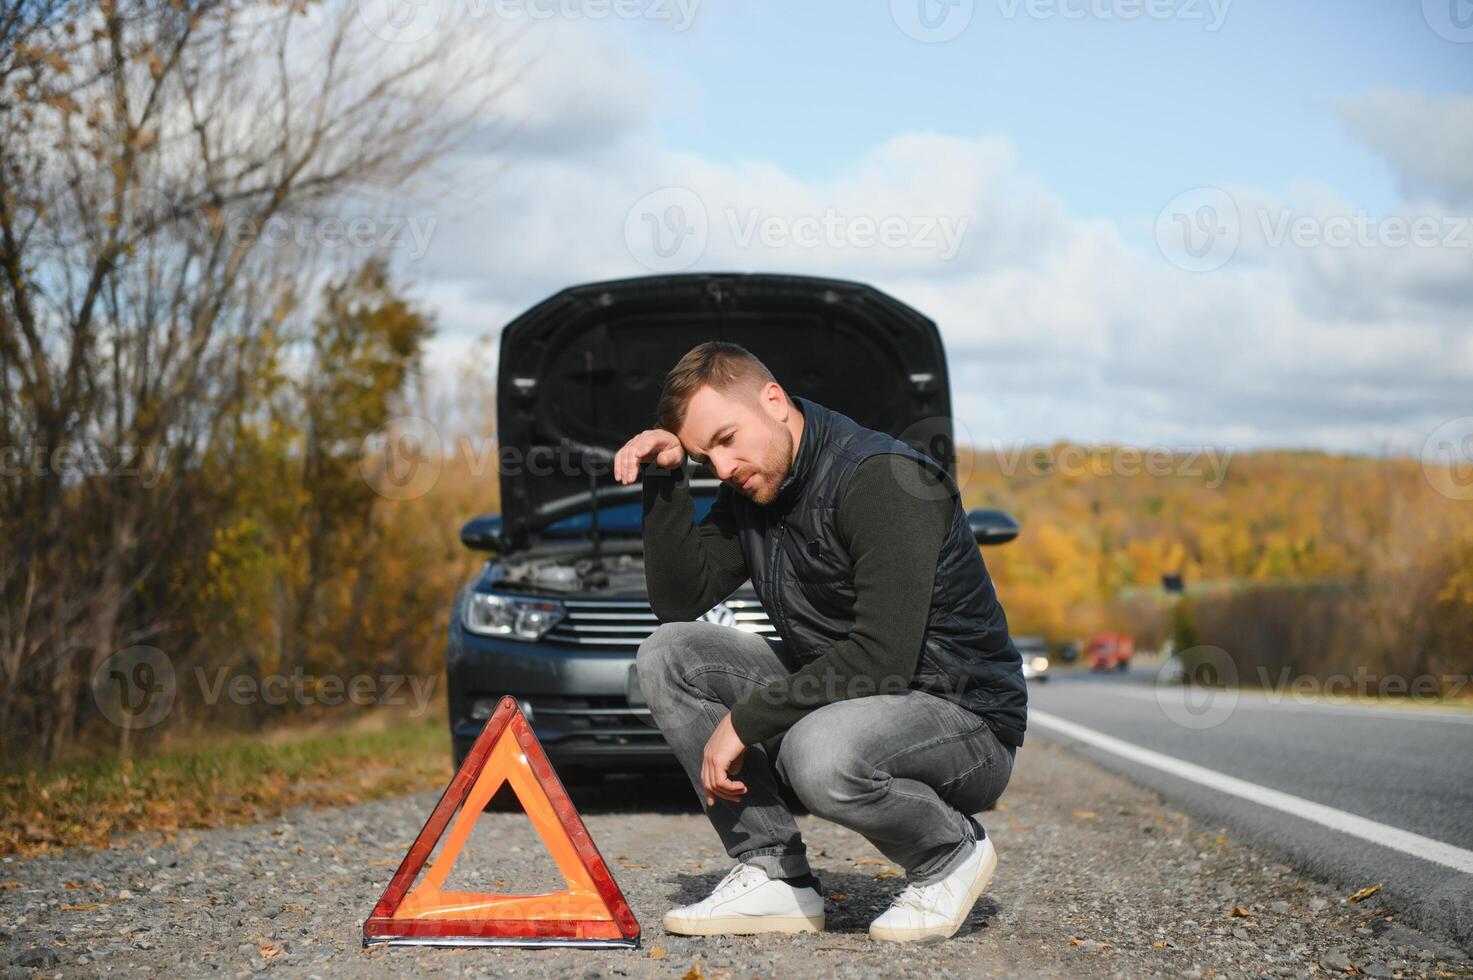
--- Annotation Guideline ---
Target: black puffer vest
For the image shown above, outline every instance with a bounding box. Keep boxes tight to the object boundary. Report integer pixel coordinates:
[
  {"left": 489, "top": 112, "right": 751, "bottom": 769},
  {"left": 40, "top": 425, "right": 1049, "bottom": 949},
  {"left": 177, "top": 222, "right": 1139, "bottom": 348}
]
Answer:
[{"left": 728, "top": 396, "right": 1027, "bottom": 747}]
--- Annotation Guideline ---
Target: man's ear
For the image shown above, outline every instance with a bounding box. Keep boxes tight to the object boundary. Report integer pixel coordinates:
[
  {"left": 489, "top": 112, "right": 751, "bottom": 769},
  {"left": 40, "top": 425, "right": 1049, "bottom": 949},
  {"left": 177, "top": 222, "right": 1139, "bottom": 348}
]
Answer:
[{"left": 757, "top": 381, "right": 788, "bottom": 422}]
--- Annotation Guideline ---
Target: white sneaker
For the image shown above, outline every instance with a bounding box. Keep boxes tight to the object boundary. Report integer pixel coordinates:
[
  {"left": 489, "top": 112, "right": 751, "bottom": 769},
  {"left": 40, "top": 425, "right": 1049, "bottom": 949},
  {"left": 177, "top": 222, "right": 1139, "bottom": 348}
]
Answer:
[
  {"left": 661, "top": 863, "right": 825, "bottom": 936},
  {"left": 868, "top": 836, "right": 997, "bottom": 943}
]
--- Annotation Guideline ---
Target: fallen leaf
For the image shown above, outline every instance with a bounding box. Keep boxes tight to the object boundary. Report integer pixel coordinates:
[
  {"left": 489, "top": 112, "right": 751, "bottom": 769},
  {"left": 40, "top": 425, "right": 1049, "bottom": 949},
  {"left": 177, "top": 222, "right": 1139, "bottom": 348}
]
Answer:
[
  {"left": 65, "top": 881, "right": 85, "bottom": 890},
  {"left": 682, "top": 966, "right": 703, "bottom": 980},
  {"left": 853, "top": 858, "right": 888, "bottom": 866},
  {"left": 648, "top": 946, "right": 667, "bottom": 959},
  {"left": 1348, "top": 883, "right": 1382, "bottom": 903},
  {"left": 622, "top": 863, "right": 649, "bottom": 869},
  {"left": 1230, "top": 906, "right": 1252, "bottom": 917},
  {"left": 826, "top": 891, "right": 848, "bottom": 902},
  {"left": 60, "top": 903, "right": 98, "bottom": 911},
  {"left": 1073, "top": 810, "right": 1098, "bottom": 819},
  {"left": 873, "top": 869, "right": 903, "bottom": 879},
  {"left": 1152, "top": 941, "right": 1168, "bottom": 948},
  {"left": 259, "top": 944, "right": 284, "bottom": 960},
  {"left": 0, "top": 882, "right": 21, "bottom": 890}
]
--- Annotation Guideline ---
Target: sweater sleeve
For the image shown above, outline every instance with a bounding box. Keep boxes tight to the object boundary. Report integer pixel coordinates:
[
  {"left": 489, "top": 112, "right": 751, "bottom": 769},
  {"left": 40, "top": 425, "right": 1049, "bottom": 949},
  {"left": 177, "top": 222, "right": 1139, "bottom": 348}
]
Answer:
[
  {"left": 641, "top": 463, "right": 749, "bottom": 622},
  {"left": 727, "top": 454, "right": 954, "bottom": 745}
]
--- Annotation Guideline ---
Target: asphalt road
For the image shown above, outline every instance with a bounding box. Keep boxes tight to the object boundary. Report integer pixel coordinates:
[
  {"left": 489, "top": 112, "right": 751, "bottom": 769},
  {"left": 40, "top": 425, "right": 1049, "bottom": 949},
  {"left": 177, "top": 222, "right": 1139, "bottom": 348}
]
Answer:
[{"left": 1028, "top": 667, "right": 1473, "bottom": 949}]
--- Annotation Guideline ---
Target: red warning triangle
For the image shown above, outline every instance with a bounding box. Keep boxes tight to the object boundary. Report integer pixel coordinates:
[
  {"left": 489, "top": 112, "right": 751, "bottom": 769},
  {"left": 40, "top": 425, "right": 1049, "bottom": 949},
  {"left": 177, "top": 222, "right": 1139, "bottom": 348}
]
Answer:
[{"left": 363, "top": 696, "right": 640, "bottom": 947}]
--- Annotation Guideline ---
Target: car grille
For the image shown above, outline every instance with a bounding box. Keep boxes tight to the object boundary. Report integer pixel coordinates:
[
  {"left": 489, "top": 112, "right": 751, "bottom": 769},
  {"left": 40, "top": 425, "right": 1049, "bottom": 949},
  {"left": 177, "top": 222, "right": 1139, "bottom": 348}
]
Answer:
[
  {"left": 546, "top": 597, "right": 775, "bottom": 646},
  {"left": 521, "top": 695, "right": 661, "bottom": 737}
]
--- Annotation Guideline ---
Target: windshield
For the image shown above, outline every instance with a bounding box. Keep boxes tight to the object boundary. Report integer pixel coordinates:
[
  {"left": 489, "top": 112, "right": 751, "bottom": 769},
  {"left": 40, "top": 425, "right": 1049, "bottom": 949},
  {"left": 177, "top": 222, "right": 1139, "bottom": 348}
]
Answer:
[{"left": 542, "top": 494, "right": 720, "bottom": 538}]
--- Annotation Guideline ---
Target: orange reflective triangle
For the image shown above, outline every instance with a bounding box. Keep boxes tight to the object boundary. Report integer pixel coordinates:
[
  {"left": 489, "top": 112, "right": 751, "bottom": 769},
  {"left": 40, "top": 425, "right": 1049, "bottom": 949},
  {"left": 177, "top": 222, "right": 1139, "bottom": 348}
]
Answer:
[{"left": 362, "top": 696, "right": 640, "bottom": 947}]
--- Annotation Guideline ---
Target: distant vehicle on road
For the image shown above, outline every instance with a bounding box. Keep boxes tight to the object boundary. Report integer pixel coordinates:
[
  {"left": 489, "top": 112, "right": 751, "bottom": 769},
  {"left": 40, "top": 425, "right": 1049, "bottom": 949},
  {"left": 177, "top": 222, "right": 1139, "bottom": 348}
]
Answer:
[
  {"left": 1057, "top": 639, "right": 1082, "bottom": 664},
  {"left": 1088, "top": 633, "right": 1134, "bottom": 672},
  {"left": 1015, "top": 636, "right": 1051, "bottom": 683}
]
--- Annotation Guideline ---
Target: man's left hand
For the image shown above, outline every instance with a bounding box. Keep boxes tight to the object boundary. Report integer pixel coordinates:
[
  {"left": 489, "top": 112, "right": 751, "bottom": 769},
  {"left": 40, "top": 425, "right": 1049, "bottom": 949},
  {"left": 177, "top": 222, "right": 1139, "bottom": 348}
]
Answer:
[{"left": 700, "top": 712, "right": 748, "bottom": 806}]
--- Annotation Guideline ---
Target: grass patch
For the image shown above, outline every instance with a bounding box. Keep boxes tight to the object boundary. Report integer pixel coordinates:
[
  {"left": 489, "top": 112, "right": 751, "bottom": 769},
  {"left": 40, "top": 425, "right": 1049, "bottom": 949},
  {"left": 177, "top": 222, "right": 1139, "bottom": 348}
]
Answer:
[{"left": 1, "top": 713, "right": 453, "bottom": 858}]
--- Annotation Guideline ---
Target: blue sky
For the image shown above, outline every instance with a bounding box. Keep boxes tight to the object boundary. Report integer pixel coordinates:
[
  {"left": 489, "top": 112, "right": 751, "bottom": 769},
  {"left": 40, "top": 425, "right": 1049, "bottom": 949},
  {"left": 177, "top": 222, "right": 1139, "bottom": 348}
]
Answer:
[
  {"left": 630, "top": 0, "right": 1470, "bottom": 223},
  {"left": 373, "top": 0, "right": 1473, "bottom": 458}
]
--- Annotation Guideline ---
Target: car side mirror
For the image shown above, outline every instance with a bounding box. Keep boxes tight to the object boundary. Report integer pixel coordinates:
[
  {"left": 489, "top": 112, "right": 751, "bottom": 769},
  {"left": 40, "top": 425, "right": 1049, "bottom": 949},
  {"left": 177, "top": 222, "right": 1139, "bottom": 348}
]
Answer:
[
  {"left": 460, "top": 514, "right": 506, "bottom": 552},
  {"left": 967, "top": 508, "right": 1020, "bottom": 546}
]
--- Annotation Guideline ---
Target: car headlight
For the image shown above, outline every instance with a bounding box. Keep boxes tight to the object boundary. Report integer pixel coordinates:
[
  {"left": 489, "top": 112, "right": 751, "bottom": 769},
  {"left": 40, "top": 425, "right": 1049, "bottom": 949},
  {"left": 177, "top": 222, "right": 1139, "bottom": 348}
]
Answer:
[
  {"left": 464, "top": 592, "right": 564, "bottom": 640},
  {"left": 1030, "top": 656, "right": 1049, "bottom": 672}
]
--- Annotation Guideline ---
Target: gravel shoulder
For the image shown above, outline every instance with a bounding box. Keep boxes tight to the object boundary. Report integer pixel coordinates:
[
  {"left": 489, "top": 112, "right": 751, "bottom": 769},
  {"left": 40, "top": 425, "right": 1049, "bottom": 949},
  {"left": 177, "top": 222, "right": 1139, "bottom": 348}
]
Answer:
[{"left": 3, "top": 736, "right": 1471, "bottom": 978}]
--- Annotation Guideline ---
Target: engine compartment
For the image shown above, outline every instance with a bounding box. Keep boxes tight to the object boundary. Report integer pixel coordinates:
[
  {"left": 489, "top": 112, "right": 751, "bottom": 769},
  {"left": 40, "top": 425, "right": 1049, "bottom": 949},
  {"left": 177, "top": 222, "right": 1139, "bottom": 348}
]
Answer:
[{"left": 494, "top": 551, "right": 648, "bottom": 595}]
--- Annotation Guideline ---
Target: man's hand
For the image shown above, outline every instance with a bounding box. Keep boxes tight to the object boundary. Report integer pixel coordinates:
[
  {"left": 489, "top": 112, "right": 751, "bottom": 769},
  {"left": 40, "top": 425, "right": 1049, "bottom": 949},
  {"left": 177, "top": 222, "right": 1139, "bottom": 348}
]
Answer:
[
  {"left": 700, "top": 712, "right": 748, "bottom": 806},
  {"left": 614, "top": 428, "right": 686, "bottom": 485}
]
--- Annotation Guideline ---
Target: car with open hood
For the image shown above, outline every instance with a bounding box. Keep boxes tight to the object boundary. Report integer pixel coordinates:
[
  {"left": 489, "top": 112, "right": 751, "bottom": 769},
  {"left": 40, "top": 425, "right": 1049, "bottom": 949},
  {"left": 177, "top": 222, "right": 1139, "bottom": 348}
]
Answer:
[{"left": 446, "top": 273, "right": 1023, "bottom": 781}]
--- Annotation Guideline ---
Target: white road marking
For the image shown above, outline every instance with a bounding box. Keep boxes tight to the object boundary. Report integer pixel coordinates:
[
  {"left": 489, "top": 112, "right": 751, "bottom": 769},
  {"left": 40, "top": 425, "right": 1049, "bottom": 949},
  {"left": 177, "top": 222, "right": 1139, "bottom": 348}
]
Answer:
[
  {"left": 1089, "top": 684, "right": 1473, "bottom": 725},
  {"left": 1030, "top": 709, "right": 1473, "bottom": 875}
]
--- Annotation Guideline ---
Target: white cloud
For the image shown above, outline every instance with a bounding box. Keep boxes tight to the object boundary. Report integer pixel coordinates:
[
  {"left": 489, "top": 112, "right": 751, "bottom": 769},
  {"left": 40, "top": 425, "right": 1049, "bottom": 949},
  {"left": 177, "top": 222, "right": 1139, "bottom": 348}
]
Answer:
[
  {"left": 390, "top": 37, "right": 1469, "bottom": 457},
  {"left": 1337, "top": 90, "right": 1473, "bottom": 207}
]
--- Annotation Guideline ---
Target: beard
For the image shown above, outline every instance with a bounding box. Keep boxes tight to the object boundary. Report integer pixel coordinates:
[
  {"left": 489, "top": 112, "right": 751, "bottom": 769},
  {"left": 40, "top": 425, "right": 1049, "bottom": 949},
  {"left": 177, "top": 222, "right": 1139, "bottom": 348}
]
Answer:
[{"left": 741, "top": 419, "right": 795, "bottom": 506}]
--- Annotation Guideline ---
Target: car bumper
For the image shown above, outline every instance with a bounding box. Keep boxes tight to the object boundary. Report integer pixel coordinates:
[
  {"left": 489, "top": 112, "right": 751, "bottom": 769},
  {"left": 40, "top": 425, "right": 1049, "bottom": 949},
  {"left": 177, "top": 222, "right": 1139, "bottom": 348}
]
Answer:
[{"left": 447, "top": 620, "right": 676, "bottom": 770}]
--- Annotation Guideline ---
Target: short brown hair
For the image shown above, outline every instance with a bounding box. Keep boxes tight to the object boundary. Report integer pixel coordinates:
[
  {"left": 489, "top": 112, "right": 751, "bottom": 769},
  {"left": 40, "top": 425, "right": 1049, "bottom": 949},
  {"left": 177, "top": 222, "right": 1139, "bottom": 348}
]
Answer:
[{"left": 655, "top": 341, "right": 777, "bottom": 435}]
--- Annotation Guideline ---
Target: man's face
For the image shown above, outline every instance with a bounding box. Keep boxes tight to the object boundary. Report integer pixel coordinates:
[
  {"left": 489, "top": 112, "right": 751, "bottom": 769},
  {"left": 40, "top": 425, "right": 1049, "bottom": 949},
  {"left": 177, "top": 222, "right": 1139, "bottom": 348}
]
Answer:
[{"left": 677, "top": 383, "right": 796, "bottom": 505}]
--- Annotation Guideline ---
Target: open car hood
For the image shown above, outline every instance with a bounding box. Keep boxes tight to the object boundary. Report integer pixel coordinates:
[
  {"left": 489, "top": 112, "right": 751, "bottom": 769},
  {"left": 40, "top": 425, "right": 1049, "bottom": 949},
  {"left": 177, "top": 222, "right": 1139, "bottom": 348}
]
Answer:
[{"left": 495, "top": 273, "right": 955, "bottom": 552}]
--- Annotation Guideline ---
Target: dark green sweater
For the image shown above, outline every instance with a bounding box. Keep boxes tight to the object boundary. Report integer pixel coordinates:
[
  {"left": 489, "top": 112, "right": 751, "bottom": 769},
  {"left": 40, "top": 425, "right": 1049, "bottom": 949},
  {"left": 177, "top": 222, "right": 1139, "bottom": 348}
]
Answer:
[{"left": 641, "top": 455, "right": 953, "bottom": 745}]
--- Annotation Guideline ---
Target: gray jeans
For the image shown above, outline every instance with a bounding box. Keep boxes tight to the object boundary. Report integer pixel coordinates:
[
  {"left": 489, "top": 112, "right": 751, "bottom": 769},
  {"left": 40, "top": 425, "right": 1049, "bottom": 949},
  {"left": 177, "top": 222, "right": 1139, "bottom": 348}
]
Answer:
[{"left": 635, "top": 621, "right": 1016, "bottom": 884}]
